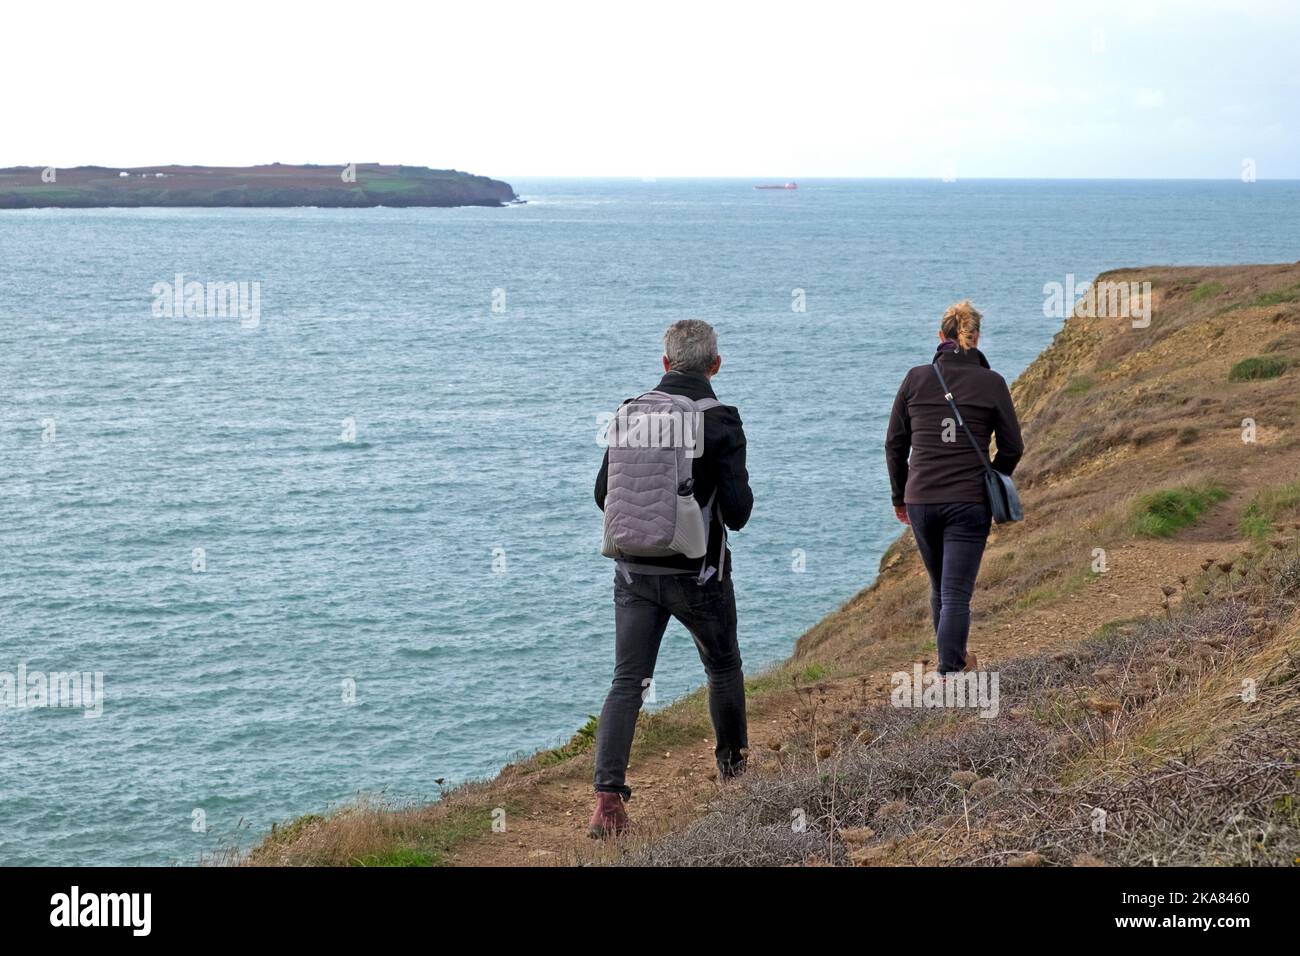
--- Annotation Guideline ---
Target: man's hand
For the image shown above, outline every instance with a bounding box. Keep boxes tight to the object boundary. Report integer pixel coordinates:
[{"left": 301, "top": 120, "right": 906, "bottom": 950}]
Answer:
[{"left": 894, "top": 504, "right": 910, "bottom": 525}]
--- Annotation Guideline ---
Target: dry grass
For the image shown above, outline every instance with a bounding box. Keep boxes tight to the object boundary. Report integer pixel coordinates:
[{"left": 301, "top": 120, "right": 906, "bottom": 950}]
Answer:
[
  {"left": 618, "top": 577, "right": 1300, "bottom": 866},
  {"left": 235, "top": 786, "right": 506, "bottom": 867}
]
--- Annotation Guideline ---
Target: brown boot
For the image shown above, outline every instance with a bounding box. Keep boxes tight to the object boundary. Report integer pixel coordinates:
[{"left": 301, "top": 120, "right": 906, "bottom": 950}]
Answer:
[
  {"left": 963, "top": 651, "right": 979, "bottom": 672},
  {"left": 587, "top": 792, "right": 628, "bottom": 839}
]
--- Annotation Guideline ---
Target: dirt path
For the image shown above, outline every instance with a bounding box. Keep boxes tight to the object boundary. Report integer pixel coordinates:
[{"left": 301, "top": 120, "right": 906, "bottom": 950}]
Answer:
[
  {"left": 449, "top": 516, "right": 1246, "bottom": 866},
  {"left": 982, "top": 536, "right": 1237, "bottom": 658}
]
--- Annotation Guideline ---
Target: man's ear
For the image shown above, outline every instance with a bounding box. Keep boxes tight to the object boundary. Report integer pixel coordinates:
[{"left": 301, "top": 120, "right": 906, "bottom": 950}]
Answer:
[
  {"left": 662, "top": 355, "right": 671, "bottom": 372},
  {"left": 710, "top": 355, "right": 722, "bottom": 376}
]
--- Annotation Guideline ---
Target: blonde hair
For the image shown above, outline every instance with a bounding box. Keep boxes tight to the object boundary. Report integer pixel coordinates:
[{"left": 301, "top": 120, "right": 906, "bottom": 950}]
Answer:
[{"left": 940, "top": 300, "right": 982, "bottom": 351}]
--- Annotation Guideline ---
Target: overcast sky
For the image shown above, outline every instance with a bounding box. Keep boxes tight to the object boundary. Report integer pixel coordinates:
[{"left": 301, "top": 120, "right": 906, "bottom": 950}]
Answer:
[{"left": 6, "top": 0, "right": 1297, "bottom": 179}]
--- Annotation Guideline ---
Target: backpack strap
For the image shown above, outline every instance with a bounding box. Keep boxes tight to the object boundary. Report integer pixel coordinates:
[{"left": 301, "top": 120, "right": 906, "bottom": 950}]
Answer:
[
  {"left": 931, "top": 361, "right": 996, "bottom": 476},
  {"left": 696, "top": 488, "right": 722, "bottom": 584},
  {"left": 688, "top": 397, "right": 725, "bottom": 583}
]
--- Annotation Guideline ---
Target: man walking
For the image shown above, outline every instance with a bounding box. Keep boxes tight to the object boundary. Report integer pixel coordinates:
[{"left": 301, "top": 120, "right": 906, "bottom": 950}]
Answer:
[{"left": 590, "top": 319, "right": 754, "bottom": 838}]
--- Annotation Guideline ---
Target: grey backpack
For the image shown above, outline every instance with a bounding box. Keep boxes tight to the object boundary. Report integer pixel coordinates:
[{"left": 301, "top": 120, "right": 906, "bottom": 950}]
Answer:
[{"left": 601, "top": 391, "right": 721, "bottom": 566}]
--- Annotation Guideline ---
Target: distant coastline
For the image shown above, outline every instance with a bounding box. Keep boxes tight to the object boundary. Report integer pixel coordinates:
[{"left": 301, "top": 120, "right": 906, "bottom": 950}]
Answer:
[{"left": 0, "top": 163, "right": 519, "bottom": 209}]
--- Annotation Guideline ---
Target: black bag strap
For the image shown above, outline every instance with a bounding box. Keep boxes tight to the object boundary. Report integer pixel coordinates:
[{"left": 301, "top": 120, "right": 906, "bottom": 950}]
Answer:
[{"left": 931, "top": 360, "right": 996, "bottom": 476}]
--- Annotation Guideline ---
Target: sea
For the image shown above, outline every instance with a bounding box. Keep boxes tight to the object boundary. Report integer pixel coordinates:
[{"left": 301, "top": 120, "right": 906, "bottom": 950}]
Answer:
[{"left": 1, "top": 177, "right": 1297, "bottom": 864}]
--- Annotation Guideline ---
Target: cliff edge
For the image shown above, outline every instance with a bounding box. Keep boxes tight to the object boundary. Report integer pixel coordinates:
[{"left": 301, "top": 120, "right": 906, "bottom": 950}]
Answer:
[{"left": 241, "top": 263, "right": 1300, "bottom": 867}]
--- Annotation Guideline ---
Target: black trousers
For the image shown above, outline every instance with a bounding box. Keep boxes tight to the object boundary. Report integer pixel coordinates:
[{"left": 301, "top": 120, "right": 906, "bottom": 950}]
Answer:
[
  {"left": 593, "top": 571, "right": 747, "bottom": 799},
  {"left": 906, "top": 501, "right": 992, "bottom": 674}
]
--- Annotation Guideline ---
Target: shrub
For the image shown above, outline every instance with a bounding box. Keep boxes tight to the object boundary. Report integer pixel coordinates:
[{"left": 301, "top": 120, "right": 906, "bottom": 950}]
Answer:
[
  {"left": 1277, "top": 556, "right": 1300, "bottom": 599},
  {"left": 1130, "top": 484, "right": 1229, "bottom": 538},
  {"left": 1248, "top": 283, "right": 1300, "bottom": 308},
  {"left": 1228, "top": 357, "right": 1288, "bottom": 382},
  {"left": 1065, "top": 375, "right": 1094, "bottom": 396},
  {"left": 1240, "top": 482, "right": 1300, "bottom": 540},
  {"left": 1190, "top": 280, "right": 1224, "bottom": 302},
  {"left": 534, "top": 715, "right": 599, "bottom": 768}
]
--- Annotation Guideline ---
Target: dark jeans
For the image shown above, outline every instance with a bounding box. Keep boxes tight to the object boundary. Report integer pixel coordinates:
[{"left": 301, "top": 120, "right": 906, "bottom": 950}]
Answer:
[
  {"left": 906, "top": 501, "right": 992, "bottom": 675},
  {"left": 594, "top": 571, "right": 747, "bottom": 800}
]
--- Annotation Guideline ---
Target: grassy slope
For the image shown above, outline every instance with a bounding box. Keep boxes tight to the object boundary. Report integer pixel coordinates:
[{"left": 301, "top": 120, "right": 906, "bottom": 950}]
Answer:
[{"left": 243, "top": 263, "right": 1300, "bottom": 866}]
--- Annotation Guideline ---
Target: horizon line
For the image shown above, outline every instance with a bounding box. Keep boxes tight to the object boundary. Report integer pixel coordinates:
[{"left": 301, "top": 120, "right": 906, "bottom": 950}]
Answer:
[
  {"left": 5, "top": 164, "right": 1297, "bottom": 184},
  {"left": 500, "top": 174, "right": 1300, "bottom": 182}
]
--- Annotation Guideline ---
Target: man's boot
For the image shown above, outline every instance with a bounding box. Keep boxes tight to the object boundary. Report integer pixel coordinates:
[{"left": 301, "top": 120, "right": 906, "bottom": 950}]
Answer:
[{"left": 588, "top": 792, "right": 629, "bottom": 839}]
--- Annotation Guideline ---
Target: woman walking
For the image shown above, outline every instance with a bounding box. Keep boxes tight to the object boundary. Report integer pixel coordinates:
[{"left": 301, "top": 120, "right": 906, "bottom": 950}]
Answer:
[{"left": 884, "top": 301, "right": 1024, "bottom": 675}]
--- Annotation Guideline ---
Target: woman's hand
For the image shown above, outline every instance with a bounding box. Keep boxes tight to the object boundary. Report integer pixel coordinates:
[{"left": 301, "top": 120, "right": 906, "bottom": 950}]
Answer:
[{"left": 894, "top": 504, "right": 910, "bottom": 525}]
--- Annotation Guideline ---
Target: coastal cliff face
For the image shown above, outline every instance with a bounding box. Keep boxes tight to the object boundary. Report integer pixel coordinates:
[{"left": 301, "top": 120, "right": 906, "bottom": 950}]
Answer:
[
  {"left": 244, "top": 264, "right": 1300, "bottom": 867},
  {"left": 795, "top": 263, "right": 1300, "bottom": 668},
  {"left": 0, "top": 164, "right": 518, "bottom": 209}
]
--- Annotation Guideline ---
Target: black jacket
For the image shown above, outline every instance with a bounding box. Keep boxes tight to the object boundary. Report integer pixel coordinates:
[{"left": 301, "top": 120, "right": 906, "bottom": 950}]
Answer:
[
  {"left": 596, "top": 370, "right": 753, "bottom": 573},
  {"left": 885, "top": 346, "right": 1024, "bottom": 506}
]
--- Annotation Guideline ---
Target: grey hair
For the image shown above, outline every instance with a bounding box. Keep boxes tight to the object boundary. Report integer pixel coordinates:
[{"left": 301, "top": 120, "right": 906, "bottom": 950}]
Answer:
[{"left": 663, "top": 319, "right": 719, "bottom": 374}]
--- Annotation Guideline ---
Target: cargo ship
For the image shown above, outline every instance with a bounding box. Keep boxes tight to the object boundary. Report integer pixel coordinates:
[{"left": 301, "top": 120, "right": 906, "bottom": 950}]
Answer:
[{"left": 754, "top": 182, "right": 797, "bottom": 190}]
